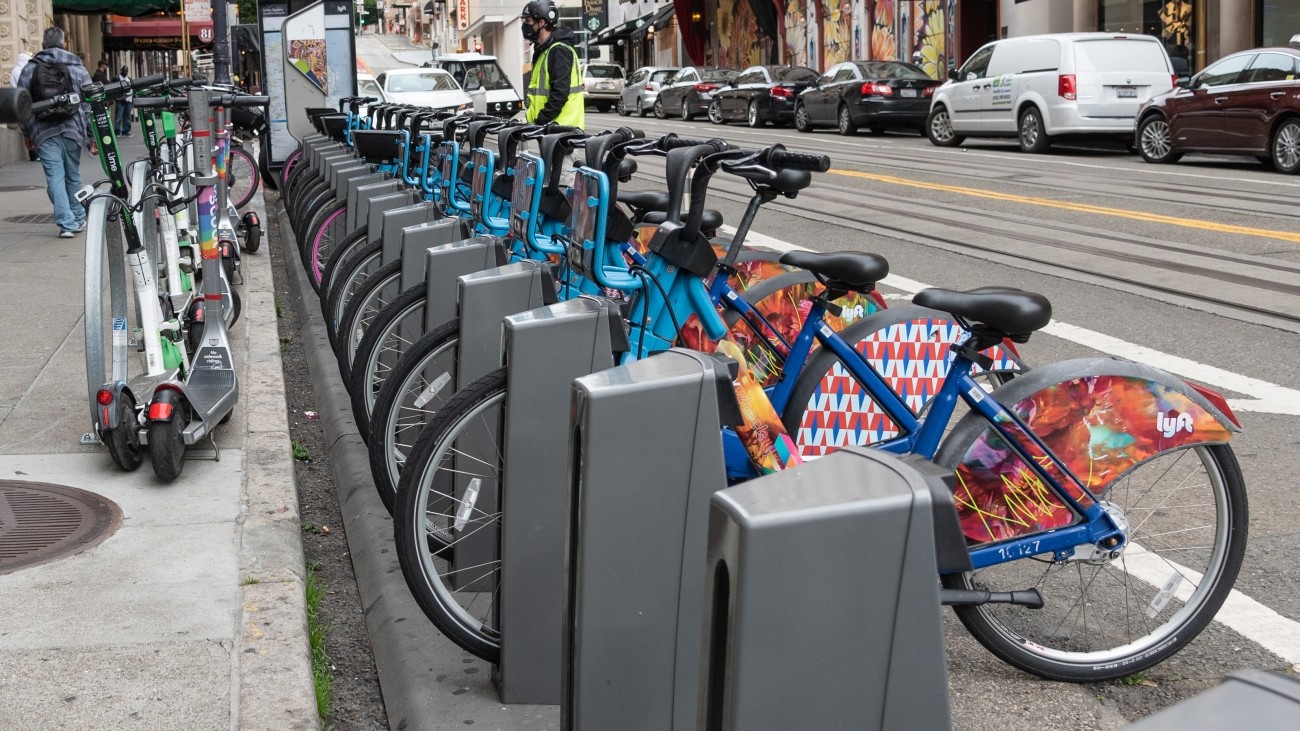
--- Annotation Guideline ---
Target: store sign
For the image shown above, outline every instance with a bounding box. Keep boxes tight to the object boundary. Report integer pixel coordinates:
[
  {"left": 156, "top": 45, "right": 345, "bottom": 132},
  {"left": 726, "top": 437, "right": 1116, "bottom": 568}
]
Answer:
[
  {"left": 457, "top": 0, "right": 468, "bottom": 30},
  {"left": 582, "top": 0, "right": 605, "bottom": 33},
  {"left": 199, "top": 26, "right": 213, "bottom": 41},
  {"left": 184, "top": 0, "right": 210, "bottom": 23}
]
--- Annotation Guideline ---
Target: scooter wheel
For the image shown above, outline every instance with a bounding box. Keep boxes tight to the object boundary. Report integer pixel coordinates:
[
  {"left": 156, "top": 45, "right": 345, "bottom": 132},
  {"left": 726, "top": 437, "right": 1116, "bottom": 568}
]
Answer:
[
  {"left": 241, "top": 213, "right": 261, "bottom": 254},
  {"left": 149, "top": 413, "right": 186, "bottom": 482},
  {"left": 103, "top": 391, "right": 143, "bottom": 471}
]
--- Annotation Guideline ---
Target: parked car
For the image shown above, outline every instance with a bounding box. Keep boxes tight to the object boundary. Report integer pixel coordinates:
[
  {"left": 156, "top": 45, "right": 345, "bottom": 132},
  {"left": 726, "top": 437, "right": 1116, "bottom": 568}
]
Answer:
[
  {"left": 926, "top": 32, "right": 1176, "bottom": 153},
  {"left": 618, "top": 66, "right": 679, "bottom": 117},
  {"left": 356, "top": 72, "right": 386, "bottom": 116},
  {"left": 1135, "top": 45, "right": 1300, "bottom": 173},
  {"left": 654, "top": 66, "right": 739, "bottom": 120},
  {"left": 709, "top": 65, "right": 819, "bottom": 127},
  {"left": 583, "top": 63, "right": 626, "bottom": 113},
  {"left": 374, "top": 68, "right": 473, "bottom": 112},
  {"left": 426, "top": 52, "right": 524, "bottom": 118},
  {"left": 794, "top": 61, "right": 939, "bottom": 135}
]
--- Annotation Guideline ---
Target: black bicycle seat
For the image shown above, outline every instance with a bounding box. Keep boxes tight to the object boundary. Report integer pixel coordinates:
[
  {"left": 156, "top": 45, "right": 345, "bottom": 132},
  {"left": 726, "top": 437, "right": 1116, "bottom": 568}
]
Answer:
[
  {"left": 617, "top": 189, "right": 669, "bottom": 211},
  {"left": 912, "top": 287, "right": 1052, "bottom": 336},
  {"left": 779, "top": 250, "right": 889, "bottom": 293},
  {"left": 641, "top": 208, "right": 723, "bottom": 231}
]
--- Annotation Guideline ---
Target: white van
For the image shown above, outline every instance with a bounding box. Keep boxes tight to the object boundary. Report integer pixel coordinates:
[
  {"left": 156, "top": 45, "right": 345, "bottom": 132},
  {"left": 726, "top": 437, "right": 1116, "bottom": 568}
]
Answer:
[
  {"left": 426, "top": 53, "right": 524, "bottom": 118},
  {"left": 927, "top": 33, "right": 1176, "bottom": 152}
]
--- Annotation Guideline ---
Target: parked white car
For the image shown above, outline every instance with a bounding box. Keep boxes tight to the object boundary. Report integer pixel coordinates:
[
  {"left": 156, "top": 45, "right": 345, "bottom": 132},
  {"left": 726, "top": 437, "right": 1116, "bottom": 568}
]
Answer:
[
  {"left": 926, "top": 32, "right": 1176, "bottom": 153},
  {"left": 375, "top": 68, "right": 473, "bottom": 112}
]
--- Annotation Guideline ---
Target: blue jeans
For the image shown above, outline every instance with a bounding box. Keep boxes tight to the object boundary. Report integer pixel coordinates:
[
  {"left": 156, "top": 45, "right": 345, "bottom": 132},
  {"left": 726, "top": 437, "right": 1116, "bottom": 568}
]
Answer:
[
  {"left": 37, "top": 135, "right": 86, "bottom": 233},
  {"left": 115, "top": 101, "right": 132, "bottom": 135}
]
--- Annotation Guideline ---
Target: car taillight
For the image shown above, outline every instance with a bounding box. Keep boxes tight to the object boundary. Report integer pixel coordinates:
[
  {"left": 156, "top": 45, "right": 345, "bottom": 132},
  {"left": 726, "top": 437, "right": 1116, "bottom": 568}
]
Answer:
[
  {"left": 860, "top": 82, "right": 893, "bottom": 96},
  {"left": 924, "top": 86, "right": 935, "bottom": 97},
  {"left": 1058, "top": 74, "right": 1077, "bottom": 100},
  {"left": 646, "top": 82, "right": 657, "bottom": 91},
  {"left": 1171, "top": 73, "right": 1178, "bottom": 87},
  {"left": 769, "top": 85, "right": 794, "bottom": 98},
  {"left": 694, "top": 83, "right": 719, "bottom": 93}
]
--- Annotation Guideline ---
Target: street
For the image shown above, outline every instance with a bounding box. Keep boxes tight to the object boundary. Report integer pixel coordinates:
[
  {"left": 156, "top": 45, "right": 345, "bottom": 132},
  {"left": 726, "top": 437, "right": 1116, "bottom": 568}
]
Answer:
[{"left": 357, "top": 35, "right": 1300, "bottom": 726}]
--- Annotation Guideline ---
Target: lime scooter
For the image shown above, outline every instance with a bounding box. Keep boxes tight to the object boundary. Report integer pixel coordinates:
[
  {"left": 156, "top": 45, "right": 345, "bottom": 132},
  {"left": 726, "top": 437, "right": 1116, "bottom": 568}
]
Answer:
[{"left": 131, "top": 87, "right": 269, "bottom": 480}]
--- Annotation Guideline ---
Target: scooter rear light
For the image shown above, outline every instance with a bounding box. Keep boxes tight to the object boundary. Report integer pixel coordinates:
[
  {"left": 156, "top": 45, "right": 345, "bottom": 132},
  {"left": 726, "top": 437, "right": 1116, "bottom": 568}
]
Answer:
[
  {"left": 96, "top": 388, "right": 114, "bottom": 406},
  {"left": 1058, "top": 73, "right": 1077, "bottom": 100},
  {"left": 148, "top": 401, "right": 174, "bottom": 420}
]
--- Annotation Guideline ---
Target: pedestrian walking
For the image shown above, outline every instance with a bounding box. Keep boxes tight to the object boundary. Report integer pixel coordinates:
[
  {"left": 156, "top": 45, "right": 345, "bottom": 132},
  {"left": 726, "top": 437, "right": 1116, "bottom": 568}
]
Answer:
[
  {"left": 18, "top": 27, "right": 93, "bottom": 238},
  {"left": 92, "top": 60, "right": 109, "bottom": 84},
  {"left": 115, "top": 65, "right": 132, "bottom": 136},
  {"left": 520, "top": 0, "right": 583, "bottom": 128}
]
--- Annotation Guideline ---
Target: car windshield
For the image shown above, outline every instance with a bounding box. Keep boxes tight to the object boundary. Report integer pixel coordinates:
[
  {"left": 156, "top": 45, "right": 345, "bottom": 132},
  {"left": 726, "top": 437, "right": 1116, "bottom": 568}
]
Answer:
[
  {"left": 454, "top": 61, "right": 514, "bottom": 91},
  {"left": 854, "top": 62, "right": 929, "bottom": 80},
  {"left": 586, "top": 65, "right": 623, "bottom": 79},
  {"left": 1074, "top": 40, "right": 1168, "bottom": 73},
  {"left": 650, "top": 69, "right": 677, "bottom": 84},
  {"left": 702, "top": 68, "right": 739, "bottom": 82},
  {"left": 387, "top": 72, "right": 458, "bottom": 92}
]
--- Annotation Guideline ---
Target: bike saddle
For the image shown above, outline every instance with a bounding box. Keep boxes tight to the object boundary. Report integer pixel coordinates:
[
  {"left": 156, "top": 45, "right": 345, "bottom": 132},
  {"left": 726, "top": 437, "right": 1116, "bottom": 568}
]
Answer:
[
  {"left": 779, "top": 251, "right": 889, "bottom": 293},
  {"left": 912, "top": 287, "right": 1052, "bottom": 338},
  {"left": 640, "top": 208, "right": 723, "bottom": 231},
  {"left": 617, "top": 189, "right": 668, "bottom": 210}
]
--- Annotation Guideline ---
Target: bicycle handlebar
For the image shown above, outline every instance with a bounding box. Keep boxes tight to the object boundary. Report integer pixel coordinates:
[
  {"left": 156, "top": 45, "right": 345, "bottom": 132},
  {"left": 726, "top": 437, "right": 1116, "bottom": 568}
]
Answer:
[
  {"left": 133, "top": 96, "right": 188, "bottom": 110},
  {"left": 762, "top": 146, "right": 830, "bottom": 172}
]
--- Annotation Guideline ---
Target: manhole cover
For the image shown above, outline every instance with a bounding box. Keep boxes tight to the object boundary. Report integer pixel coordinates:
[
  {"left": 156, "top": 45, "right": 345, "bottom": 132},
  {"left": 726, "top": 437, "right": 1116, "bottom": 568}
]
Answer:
[
  {"left": 0, "top": 480, "right": 122, "bottom": 575},
  {"left": 4, "top": 213, "right": 56, "bottom": 224}
]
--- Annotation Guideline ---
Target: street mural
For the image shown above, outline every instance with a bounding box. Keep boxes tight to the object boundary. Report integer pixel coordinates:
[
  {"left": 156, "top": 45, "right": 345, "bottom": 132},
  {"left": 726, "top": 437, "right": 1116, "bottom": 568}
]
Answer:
[{"left": 717, "top": 0, "right": 763, "bottom": 68}]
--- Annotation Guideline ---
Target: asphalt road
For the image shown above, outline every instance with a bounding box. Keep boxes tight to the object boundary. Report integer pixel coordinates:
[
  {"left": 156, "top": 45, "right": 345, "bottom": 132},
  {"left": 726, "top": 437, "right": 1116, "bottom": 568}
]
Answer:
[{"left": 354, "top": 35, "right": 1300, "bottom": 724}]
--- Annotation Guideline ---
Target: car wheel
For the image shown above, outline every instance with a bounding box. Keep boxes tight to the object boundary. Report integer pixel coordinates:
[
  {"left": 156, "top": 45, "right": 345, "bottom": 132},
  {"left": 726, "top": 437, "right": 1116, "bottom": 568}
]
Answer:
[
  {"left": 596, "top": 102, "right": 611, "bottom": 113},
  {"left": 616, "top": 98, "right": 629, "bottom": 116},
  {"left": 636, "top": 96, "right": 647, "bottom": 118},
  {"left": 1018, "top": 107, "right": 1052, "bottom": 153},
  {"left": 681, "top": 98, "right": 694, "bottom": 121},
  {"left": 708, "top": 100, "right": 725, "bottom": 125},
  {"left": 1272, "top": 118, "right": 1300, "bottom": 174},
  {"left": 654, "top": 98, "right": 666, "bottom": 119},
  {"left": 794, "top": 103, "right": 813, "bottom": 133},
  {"left": 837, "top": 105, "right": 856, "bottom": 135},
  {"left": 1137, "top": 115, "right": 1182, "bottom": 164},
  {"left": 926, "top": 105, "right": 963, "bottom": 146},
  {"left": 747, "top": 100, "right": 765, "bottom": 128}
]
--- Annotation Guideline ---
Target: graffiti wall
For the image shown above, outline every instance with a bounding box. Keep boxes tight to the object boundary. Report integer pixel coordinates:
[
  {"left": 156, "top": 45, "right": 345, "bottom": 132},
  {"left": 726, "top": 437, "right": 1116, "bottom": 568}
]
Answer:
[
  {"left": 717, "top": 0, "right": 764, "bottom": 68},
  {"left": 783, "top": 0, "right": 809, "bottom": 67},
  {"left": 821, "top": 0, "right": 853, "bottom": 67}
]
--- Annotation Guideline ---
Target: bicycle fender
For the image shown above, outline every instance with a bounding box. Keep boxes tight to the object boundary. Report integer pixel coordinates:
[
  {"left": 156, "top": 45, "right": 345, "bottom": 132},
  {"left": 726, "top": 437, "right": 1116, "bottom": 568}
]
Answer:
[{"left": 935, "top": 357, "right": 1239, "bottom": 527}]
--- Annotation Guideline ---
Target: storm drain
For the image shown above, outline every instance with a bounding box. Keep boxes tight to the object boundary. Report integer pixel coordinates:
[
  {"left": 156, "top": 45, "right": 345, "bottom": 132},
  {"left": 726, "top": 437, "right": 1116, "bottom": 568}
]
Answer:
[
  {"left": 4, "top": 213, "right": 56, "bottom": 224},
  {"left": 0, "top": 480, "right": 122, "bottom": 575}
]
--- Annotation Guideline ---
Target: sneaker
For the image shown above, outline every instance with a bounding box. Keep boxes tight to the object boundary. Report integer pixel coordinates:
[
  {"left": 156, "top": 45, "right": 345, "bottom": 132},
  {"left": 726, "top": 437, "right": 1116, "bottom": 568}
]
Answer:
[
  {"left": 74, "top": 222, "right": 86, "bottom": 233},
  {"left": 58, "top": 230, "right": 74, "bottom": 238}
]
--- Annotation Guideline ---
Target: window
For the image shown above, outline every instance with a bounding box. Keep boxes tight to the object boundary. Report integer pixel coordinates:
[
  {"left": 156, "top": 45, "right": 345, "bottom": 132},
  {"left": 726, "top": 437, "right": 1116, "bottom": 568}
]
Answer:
[
  {"left": 856, "top": 61, "right": 930, "bottom": 80},
  {"left": 1196, "top": 53, "right": 1253, "bottom": 88},
  {"left": 778, "top": 67, "right": 819, "bottom": 83},
  {"left": 1244, "top": 52, "right": 1298, "bottom": 84},
  {"left": 386, "top": 71, "right": 457, "bottom": 92},
  {"left": 736, "top": 69, "right": 764, "bottom": 84},
  {"left": 629, "top": 69, "right": 647, "bottom": 85},
  {"left": 961, "top": 45, "right": 995, "bottom": 80},
  {"left": 701, "top": 68, "right": 738, "bottom": 82},
  {"left": 650, "top": 70, "right": 676, "bottom": 84},
  {"left": 460, "top": 61, "right": 514, "bottom": 91},
  {"left": 358, "top": 78, "right": 382, "bottom": 98},
  {"left": 674, "top": 69, "right": 698, "bottom": 84},
  {"left": 1073, "top": 39, "right": 1169, "bottom": 73},
  {"left": 586, "top": 64, "right": 624, "bottom": 79},
  {"left": 818, "top": 66, "right": 839, "bottom": 85}
]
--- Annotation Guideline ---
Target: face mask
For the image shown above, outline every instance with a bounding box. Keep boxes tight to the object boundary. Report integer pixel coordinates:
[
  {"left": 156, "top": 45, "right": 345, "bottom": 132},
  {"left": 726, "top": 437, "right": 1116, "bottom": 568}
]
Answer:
[{"left": 522, "top": 22, "right": 539, "bottom": 42}]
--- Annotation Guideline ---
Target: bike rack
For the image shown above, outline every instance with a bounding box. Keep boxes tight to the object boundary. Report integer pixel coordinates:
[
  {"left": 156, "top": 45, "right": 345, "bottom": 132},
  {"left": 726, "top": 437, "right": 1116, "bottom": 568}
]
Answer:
[
  {"left": 379, "top": 202, "right": 439, "bottom": 265},
  {"left": 421, "top": 235, "right": 505, "bottom": 331},
  {"left": 363, "top": 191, "right": 418, "bottom": 245},
  {"left": 399, "top": 218, "right": 471, "bottom": 291},
  {"left": 347, "top": 179, "right": 403, "bottom": 234},
  {"left": 564, "top": 349, "right": 735, "bottom": 730},
  {"left": 494, "top": 297, "right": 625, "bottom": 704},
  {"left": 699, "top": 448, "right": 954, "bottom": 731}
]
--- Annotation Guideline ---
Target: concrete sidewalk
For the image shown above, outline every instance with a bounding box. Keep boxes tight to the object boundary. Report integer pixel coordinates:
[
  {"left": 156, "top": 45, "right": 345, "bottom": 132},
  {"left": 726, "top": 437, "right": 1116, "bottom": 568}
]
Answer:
[{"left": 0, "top": 136, "right": 317, "bottom": 729}]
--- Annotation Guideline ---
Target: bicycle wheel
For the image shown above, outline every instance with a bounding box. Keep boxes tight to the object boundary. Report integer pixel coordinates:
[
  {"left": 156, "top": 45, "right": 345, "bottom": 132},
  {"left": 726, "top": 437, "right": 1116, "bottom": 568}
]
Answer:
[
  {"left": 395, "top": 367, "right": 506, "bottom": 663},
  {"left": 226, "top": 145, "right": 261, "bottom": 210},
  {"left": 348, "top": 286, "right": 427, "bottom": 440},
  {"left": 936, "top": 440, "right": 1246, "bottom": 682},
  {"left": 335, "top": 261, "right": 402, "bottom": 387},
  {"left": 323, "top": 240, "right": 383, "bottom": 347},
  {"left": 319, "top": 227, "right": 369, "bottom": 298},
  {"left": 305, "top": 203, "right": 347, "bottom": 293},
  {"left": 368, "top": 320, "right": 459, "bottom": 514}
]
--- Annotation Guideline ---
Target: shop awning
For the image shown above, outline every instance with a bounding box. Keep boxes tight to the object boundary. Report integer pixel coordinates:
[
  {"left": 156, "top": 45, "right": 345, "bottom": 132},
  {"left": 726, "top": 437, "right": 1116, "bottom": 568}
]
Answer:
[
  {"left": 102, "top": 13, "right": 215, "bottom": 50},
  {"left": 464, "top": 15, "right": 505, "bottom": 38},
  {"left": 53, "top": 0, "right": 176, "bottom": 16},
  {"left": 630, "top": 4, "right": 673, "bottom": 39}
]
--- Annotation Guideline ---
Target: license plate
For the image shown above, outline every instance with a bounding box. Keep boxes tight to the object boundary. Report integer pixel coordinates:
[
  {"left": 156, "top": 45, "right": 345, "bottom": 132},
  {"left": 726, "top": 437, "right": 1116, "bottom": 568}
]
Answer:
[
  {"left": 901, "top": 88, "right": 918, "bottom": 98},
  {"left": 1116, "top": 86, "right": 1137, "bottom": 98}
]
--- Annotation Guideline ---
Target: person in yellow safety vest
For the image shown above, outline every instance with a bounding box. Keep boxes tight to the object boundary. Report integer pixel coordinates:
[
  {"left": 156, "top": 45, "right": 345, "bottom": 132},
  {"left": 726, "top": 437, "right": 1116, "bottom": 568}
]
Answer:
[{"left": 520, "top": 0, "right": 584, "bottom": 128}]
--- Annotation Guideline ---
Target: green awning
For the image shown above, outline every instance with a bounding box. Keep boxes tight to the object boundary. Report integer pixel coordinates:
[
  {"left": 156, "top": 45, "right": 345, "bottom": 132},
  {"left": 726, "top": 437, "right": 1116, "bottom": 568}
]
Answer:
[{"left": 54, "top": 0, "right": 177, "bottom": 17}]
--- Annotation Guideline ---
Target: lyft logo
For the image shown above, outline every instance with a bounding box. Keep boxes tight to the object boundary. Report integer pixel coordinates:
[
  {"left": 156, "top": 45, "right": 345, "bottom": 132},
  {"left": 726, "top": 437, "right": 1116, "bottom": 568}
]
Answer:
[{"left": 1156, "top": 411, "right": 1194, "bottom": 438}]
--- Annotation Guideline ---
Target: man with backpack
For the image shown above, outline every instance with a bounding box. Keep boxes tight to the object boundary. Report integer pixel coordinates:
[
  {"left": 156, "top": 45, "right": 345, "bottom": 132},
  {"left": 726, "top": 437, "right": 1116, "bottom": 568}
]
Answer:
[{"left": 18, "top": 26, "right": 93, "bottom": 238}]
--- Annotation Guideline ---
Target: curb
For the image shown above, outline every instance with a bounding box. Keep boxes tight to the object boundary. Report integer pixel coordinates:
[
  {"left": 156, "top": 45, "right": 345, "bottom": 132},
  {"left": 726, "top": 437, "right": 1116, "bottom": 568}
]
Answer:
[{"left": 234, "top": 192, "right": 321, "bottom": 730}]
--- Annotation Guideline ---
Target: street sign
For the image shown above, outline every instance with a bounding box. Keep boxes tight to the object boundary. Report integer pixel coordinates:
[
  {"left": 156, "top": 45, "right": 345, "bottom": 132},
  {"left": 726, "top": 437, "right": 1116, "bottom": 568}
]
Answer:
[
  {"left": 457, "top": 0, "right": 468, "bottom": 30},
  {"left": 184, "top": 0, "right": 210, "bottom": 23}
]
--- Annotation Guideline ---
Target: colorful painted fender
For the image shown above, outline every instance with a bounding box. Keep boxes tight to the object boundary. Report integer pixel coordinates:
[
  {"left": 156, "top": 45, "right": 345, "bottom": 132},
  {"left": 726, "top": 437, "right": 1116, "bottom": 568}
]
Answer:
[{"left": 934, "top": 358, "right": 1240, "bottom": 546}]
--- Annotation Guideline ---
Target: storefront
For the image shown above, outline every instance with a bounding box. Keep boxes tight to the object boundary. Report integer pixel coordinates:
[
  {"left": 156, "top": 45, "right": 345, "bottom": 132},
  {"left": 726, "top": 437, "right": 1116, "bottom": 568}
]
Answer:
[
  {"left": 1098, "top": 0, "right": 1196, "bottom": 76},
  {"left": 1257, "top": 0, "right": 1300, "bottom": 47}
]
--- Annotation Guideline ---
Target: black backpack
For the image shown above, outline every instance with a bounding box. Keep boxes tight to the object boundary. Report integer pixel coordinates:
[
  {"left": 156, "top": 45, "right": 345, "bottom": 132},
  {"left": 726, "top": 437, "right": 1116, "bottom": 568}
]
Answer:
[{"left": 29, "top": 59, "right": 76, "bottom": 121}]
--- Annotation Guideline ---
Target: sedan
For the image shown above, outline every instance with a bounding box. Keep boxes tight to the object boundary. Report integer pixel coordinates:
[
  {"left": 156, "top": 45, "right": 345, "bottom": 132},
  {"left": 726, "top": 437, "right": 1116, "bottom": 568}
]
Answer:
[
  {"left": 795, "top": 61, "right": 940, "bottom": 135},
  {"left": 375, "top": 68, "right": 473, "bottom": 112},
  {"left": 618, "top": 66, "right": 679, "bottom": 117},
  {"left": 1136, "top": 45, "right": 1300, "bottom": 173},
  {"left": 708, "top": 65, "right": 819, "bottom": 127},
  {"left": 654, "top": 66, "right": 739, "bottom": 121}
]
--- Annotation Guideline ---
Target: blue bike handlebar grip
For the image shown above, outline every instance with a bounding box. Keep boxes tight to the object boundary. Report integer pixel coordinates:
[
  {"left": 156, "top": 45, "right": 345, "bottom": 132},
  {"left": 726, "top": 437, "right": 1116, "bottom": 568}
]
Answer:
[
  {"left": 763, "top": 147, "right": 830, "bottom": 172},
  {"left": 0, "top": 87, "right": 32, "bottom": 125}
]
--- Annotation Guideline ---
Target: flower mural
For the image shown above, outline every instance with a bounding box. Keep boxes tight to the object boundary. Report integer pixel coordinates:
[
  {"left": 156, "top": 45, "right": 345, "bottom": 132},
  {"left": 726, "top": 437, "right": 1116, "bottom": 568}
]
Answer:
[
  {"left": 784, "top": 0, "right": 809, "bottom": 67},
  {"left": 870, "top": 0, "right": 896, "bottom": 60},
  {"left": 718, "top": 0, "right": 763, "bottom": 68},
  {"left": 822, "top": 0, "right": 853, "bottom": 67}
]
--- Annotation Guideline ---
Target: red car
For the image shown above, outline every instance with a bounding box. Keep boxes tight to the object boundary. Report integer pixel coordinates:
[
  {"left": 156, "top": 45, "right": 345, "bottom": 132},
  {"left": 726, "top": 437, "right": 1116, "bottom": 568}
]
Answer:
[{"left": 1136, "top": 45, "right": 1300, "bottom": 173}]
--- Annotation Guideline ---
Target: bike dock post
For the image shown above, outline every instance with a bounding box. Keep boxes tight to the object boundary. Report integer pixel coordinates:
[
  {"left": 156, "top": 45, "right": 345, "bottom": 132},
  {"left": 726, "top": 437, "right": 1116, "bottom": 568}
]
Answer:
[
  {"left": 420, "top": 235, "right": 505, "bottom": 330},
  {"left": 398, "top": 218, "right": 471, "bottom": 291},
  {"left": 698, "top": 448, "right": 955, "bottom": 731},
  {"left": 564, "top": 349, "right": 734, "bottom": 730},
  {"left": 494, "top": 297, "right": 624, "bottom": 704},
  {"left": 364, "top": 191, "right": 418, "bottom": 245},
  {"left": 379, "top": 202, "right": 440, "bottom": 266},
  {"left": 347, "top": 179, "right": 403, "bottom": 233}
]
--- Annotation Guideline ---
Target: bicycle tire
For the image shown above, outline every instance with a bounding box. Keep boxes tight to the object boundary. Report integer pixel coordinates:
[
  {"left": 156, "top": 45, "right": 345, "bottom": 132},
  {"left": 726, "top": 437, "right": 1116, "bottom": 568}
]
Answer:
[
  {"left": 935, "top": 432, "right": 1246, "bottom": 682},
  {"left": 368, "top": 320, "right": 459, "bottom": 514},
  {"left": 395, "top": 366, "right": 506, "bottom": 663},
  {"left": 306, "top": 203, "right": 347, "bottom": 293},
  {"left": 323, "top": 241, "right": 384, "bottom": 345},
  {"left": 293, "top": 181, "right": 332, "bottom": 243},
  {"left": 227, "top": 145, "right": 261, "bottom": 210},
  {"left": 319, "top": 227, "right": 369, "bottom": 298},
  {"left": 103, "top": 391, "right": 143, "bottom": 471},
  {"left": 294, "top": 189, "right": 335, "bottom": 259},
  {"left": 348, "top": 285, "right": 427, "bottom": 440},
  {"left": 335, "top": 260, "right": 403, "bottom": 387}
]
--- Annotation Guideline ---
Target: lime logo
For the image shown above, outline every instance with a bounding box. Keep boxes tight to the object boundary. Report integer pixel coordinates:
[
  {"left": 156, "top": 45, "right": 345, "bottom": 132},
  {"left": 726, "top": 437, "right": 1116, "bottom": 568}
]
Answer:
[{"left": 101, "top": 135, "right": 111, "bottom": 144}]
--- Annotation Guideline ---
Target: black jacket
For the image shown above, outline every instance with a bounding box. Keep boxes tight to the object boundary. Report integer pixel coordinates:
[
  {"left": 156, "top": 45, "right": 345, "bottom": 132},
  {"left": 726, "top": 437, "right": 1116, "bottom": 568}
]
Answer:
[{"left": 532, "top": 26, "right": 578, "bottom": 125}]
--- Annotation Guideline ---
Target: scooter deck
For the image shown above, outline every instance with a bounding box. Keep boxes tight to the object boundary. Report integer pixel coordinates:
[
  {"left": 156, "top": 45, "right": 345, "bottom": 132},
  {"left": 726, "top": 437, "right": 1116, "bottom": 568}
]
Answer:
[{"left": 186, "top": 367, "right": 236, "bottom": 415}]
